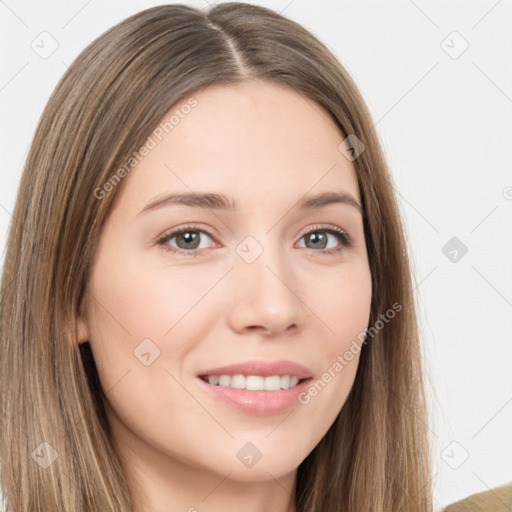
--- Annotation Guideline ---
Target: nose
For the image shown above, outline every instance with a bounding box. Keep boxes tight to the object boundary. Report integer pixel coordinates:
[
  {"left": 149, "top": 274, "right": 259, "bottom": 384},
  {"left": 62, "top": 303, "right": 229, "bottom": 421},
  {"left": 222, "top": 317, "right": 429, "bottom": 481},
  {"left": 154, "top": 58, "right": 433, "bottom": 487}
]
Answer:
[{"left": 226, "top": 240, "right": 304, "bottom": 337}]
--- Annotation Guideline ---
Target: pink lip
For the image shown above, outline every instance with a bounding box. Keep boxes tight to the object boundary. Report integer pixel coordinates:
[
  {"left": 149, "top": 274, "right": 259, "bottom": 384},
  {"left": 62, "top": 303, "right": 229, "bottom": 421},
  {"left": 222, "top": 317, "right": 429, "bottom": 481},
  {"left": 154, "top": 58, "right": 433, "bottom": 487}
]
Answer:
[
  {"left": 196, "top": 375, "right": 313, "bottom": 416},
  {"left": 197, "top": 359, "right": 314, "bottom": 379},
  {"left": 195, "top": 359, "right": 314, "bottom": 416}
]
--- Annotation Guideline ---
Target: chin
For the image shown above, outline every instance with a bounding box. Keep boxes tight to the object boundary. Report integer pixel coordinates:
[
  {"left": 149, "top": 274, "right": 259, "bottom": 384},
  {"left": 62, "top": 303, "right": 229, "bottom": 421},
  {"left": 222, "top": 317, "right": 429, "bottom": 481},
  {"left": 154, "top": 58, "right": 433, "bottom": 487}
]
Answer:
[{"left": 226, "top": 460, "right": 299, "bottom": 483}]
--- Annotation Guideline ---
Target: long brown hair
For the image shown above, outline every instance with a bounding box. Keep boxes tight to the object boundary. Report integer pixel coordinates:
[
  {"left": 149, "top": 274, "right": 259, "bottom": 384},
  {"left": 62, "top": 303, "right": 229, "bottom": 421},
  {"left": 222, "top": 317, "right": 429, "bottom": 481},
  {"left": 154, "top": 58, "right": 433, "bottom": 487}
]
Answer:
[{"left": 0, "top": 3, "right": 432, "bottom": 510}]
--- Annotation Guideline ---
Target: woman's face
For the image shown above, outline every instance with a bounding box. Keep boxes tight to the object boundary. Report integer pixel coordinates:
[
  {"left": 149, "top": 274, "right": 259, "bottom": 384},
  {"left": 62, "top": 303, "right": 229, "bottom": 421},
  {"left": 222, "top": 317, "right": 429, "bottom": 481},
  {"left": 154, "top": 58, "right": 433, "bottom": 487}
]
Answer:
[{"left": 79, "top": 80, "right": 372, "bottom": 484}]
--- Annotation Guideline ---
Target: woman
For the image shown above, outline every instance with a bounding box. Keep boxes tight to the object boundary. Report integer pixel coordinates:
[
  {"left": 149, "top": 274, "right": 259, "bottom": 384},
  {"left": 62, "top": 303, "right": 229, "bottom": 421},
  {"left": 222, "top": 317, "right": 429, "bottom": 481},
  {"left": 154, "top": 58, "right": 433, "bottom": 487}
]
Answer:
[{"left": 0, "top": 3, "right": 433, "bottom": 511}]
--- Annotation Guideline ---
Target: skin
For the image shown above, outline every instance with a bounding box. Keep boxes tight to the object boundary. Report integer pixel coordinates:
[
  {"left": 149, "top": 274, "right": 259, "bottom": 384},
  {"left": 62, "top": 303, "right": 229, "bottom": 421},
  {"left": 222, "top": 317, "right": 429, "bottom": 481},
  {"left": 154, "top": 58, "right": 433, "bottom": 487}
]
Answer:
[{"left": 77, "top": 79, "right": 372, "bottom": 512}]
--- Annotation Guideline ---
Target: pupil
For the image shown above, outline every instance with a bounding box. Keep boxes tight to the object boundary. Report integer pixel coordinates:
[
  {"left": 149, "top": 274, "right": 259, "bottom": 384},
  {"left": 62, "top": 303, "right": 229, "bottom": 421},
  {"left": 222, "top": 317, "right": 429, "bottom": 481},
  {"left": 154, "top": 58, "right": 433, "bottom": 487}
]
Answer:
[
  {"left": 178, "top": 232, "right": 200, "bottom": 249},
  {"left": 308, "top": 232, "right": 326, "bottom": 249}
]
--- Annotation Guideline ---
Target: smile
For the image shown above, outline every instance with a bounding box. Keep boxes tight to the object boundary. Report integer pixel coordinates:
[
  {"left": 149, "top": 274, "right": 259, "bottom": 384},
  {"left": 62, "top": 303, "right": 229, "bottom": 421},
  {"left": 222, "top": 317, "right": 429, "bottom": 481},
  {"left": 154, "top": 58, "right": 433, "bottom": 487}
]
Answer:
[{"left": 199, "top": 374, "right": 303, "bottom": 391}]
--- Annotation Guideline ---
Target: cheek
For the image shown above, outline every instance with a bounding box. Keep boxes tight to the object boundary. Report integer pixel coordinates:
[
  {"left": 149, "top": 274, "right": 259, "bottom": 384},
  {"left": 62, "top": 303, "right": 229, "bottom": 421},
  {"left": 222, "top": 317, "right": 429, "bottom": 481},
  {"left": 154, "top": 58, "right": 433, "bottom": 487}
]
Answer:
[
  {"left": 84, "top": 254, "right": 208, "bottom": 438},
  {"left": 87, "top": 249, "right": 215, "bottom": 343},
  {"left": 316, "top": 262, "right": 372, "bottom": 349},
  {"left": 84, "top": 246, "right": 228, "bottom": 399},
  {"left": 298, "top": 264, "right": 371, "bottom": 423}
]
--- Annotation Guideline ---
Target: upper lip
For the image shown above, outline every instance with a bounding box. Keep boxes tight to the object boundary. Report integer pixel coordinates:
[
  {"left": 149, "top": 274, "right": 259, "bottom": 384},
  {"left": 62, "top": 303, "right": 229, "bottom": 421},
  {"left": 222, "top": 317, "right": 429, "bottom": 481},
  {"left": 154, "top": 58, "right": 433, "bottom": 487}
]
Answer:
[{"left": 197, "top": 360, "right": 314, "bottom": 379}]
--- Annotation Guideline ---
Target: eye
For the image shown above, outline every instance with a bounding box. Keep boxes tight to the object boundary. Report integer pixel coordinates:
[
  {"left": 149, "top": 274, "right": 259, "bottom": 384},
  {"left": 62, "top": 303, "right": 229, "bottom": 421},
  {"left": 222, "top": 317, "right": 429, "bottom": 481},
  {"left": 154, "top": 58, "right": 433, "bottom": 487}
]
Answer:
[
  {"left": 296, "top": 225, "right": 353, "bottom": 255},
  {"left": 157, "top": 224, "right": 353, "bottom": 257},
  {"left": 157, "top": 225, "right": 217, "bottom": 256}
]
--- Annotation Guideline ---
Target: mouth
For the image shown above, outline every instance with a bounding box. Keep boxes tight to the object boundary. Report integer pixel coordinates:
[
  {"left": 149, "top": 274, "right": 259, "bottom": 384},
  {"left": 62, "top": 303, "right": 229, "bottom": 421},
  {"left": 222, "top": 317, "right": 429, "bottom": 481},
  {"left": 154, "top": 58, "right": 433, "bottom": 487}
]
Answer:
[
  {"left": 198, "top": 374, "right": 311, "bottom": 391},
  {"left": 195, "top": 374, "right": 314, "bottom": 416}
]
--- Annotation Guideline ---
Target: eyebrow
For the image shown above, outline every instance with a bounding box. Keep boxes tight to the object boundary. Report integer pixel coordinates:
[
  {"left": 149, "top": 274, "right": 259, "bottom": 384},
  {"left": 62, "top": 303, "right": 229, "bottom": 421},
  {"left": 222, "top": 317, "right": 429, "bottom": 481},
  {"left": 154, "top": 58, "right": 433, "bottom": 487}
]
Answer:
[{"left": 137, "top": 191, "right": 363, "bottom": 216}]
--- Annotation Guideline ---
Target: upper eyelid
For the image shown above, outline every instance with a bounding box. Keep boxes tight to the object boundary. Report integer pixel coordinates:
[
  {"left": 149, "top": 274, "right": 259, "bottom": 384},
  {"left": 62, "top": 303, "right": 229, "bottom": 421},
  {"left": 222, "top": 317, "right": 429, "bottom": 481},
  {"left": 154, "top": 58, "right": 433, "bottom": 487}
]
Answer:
[
  {"left": 158, "top": 225, "right": 216, "bottom": 242},
  {"left": 158, "top": 223, "right": 348, "bottom": 237},
  {"left": 158, "top": 224, "right": 350, "bottom": 247}
]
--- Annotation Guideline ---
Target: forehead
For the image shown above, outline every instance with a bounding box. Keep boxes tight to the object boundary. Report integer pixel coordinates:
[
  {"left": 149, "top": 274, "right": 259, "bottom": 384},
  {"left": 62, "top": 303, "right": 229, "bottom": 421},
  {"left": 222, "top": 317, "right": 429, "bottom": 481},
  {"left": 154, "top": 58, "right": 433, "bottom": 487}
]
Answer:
[{"left": 113, "top": 80, "right": 360, "bottom": 213}]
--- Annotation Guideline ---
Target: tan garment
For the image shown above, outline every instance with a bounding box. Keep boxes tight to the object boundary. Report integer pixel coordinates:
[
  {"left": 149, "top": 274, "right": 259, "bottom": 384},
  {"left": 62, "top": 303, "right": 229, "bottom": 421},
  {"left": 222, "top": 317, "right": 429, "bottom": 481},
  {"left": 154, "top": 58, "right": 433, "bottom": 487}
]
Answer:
[{"left": 443, "top": 484, "right": 512, "bottom": 512}]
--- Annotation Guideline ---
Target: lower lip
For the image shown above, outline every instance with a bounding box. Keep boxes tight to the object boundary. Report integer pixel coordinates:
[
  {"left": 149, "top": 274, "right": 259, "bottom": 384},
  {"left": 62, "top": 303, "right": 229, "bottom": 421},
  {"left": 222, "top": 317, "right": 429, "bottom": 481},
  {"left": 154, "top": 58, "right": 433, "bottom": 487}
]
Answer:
[{"left": 196, "top": 377, "right": 313, "bottom": 416}]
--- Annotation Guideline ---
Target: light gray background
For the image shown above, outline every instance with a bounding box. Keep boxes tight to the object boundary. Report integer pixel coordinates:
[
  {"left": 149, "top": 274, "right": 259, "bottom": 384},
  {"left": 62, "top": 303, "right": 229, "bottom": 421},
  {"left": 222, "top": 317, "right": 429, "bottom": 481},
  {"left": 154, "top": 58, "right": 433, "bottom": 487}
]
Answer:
[{"left": 1, "top": 1, "right": 511, "bottom": 510}]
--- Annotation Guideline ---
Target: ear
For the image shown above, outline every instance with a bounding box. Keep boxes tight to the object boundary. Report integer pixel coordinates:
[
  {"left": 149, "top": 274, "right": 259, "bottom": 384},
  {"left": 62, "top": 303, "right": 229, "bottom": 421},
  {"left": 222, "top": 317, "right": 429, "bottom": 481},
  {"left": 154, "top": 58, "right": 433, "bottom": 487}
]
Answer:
[
  {"left": 76, "top": 316, "right": 90, "bottom": 344},
  {"left": 75, "top": 297, "right": 90, "bottom": 344}
]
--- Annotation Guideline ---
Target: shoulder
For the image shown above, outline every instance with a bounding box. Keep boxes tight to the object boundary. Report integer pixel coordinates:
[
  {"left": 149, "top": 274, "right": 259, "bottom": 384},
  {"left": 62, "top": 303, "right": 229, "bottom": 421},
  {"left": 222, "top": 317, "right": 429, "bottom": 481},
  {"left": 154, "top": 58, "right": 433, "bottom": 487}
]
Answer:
[{"left": 442, "top": 483, "right": 512, "bottom": 512}]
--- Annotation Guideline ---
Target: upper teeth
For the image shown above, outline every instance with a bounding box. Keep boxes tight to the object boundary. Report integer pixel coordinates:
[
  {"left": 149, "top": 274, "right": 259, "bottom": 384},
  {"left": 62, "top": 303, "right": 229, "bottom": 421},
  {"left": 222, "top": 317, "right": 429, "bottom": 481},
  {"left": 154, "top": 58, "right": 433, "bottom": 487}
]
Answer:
[{"left": 204, "top": 374, "right": 301, "bottom": 391}]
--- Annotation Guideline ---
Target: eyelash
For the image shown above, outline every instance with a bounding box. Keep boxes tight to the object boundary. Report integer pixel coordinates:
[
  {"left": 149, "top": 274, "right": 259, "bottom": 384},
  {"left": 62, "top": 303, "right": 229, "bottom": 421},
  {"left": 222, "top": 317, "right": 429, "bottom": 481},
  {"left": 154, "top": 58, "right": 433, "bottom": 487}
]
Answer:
[{"left": 157, "top": 224, "right": 353, "bottom": 258}]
